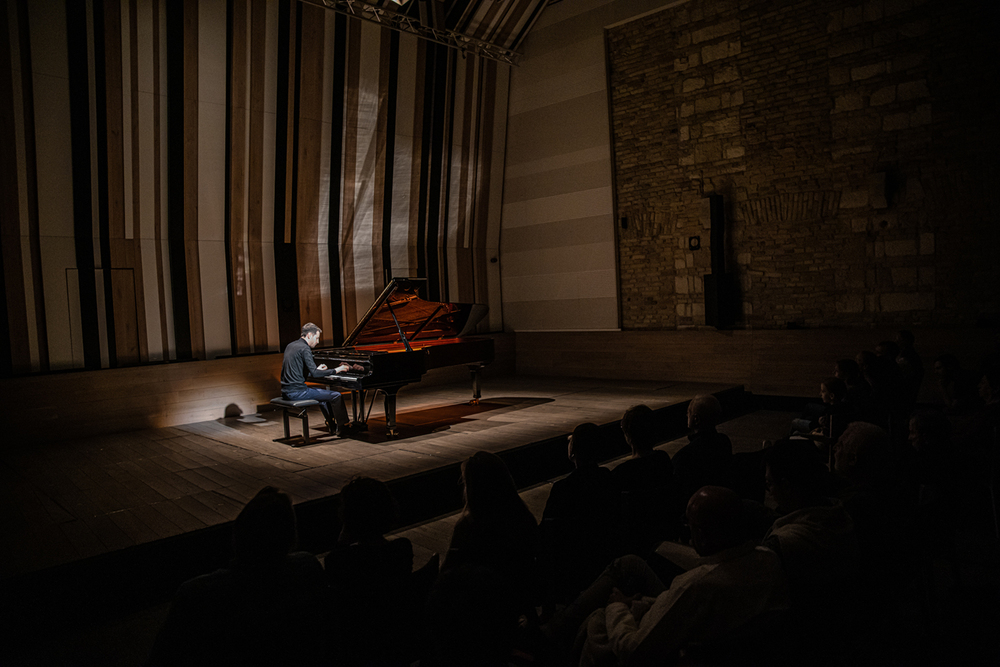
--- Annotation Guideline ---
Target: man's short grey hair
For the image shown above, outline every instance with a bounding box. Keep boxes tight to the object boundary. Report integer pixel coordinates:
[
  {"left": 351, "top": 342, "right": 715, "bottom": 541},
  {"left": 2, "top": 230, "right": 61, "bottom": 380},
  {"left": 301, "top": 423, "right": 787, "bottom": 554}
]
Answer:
[
  {"left": 301, "top": 322, "right": 321, "bottom": 337},
  {"left": 689, "top": 395, "right": 722, "bottom": 427}
]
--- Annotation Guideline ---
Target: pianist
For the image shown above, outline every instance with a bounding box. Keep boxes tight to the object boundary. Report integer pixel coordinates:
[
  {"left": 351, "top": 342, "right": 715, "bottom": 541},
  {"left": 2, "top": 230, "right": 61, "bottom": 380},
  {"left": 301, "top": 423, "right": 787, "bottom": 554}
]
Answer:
[{"left": 281, "top": 323, "right": 358, "bottom": 437}]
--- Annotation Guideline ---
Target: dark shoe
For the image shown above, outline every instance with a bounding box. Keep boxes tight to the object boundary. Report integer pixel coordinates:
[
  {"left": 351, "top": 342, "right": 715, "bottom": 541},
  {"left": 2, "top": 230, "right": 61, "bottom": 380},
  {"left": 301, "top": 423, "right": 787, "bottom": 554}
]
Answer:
[{"left": 335, "top": 422, "right": 363, "bottom": 438}]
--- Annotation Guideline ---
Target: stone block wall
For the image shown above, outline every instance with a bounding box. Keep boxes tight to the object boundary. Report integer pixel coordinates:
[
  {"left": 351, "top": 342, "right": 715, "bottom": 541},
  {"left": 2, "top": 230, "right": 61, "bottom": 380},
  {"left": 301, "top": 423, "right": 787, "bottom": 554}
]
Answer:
[{"left": 609, "top": 0, "right": 1000, "bottom": 329}]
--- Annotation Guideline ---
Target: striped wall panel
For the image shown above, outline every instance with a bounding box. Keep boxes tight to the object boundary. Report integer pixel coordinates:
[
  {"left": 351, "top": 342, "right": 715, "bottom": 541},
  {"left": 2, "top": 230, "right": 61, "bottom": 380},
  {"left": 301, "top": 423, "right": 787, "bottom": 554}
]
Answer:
[
  {"left": 499, "top": 0, "right": 676, "bottom": 332},
  {"left": 0, "top": 0, "right": 507, "bottom": 377}
]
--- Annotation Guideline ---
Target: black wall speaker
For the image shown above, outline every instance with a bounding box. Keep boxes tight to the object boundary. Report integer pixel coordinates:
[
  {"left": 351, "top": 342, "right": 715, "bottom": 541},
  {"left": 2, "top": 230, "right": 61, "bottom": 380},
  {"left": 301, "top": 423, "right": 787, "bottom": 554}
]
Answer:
[
  {"left": 704, "top": 273, "right": 737, "bottom": 329},
  {"left": 704, "top": 194, "right": 737, "bottom": 328},
  {"left": 708, "top": 193, "right": 726, "bottom": 275}
]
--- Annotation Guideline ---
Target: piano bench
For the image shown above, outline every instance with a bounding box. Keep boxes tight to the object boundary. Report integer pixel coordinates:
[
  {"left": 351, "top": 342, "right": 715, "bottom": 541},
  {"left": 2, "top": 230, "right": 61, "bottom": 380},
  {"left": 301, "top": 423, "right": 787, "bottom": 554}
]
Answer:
[{"left": 270, "top": 398, "right": 321, "bottom": 446}]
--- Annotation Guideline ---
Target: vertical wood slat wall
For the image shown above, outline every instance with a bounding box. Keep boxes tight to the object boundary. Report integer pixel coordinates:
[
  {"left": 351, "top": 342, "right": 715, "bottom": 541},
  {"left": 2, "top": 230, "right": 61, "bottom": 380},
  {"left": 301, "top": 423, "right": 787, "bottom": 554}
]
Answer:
[{"left": 0, "top": 0, "right": 508, "bottom": 376}]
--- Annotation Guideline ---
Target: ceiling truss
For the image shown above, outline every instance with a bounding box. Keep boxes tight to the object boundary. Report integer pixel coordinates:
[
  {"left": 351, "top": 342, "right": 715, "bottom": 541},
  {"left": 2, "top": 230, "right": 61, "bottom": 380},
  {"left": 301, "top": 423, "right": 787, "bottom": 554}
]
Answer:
[{"left": 308, "top": 0, "right": 522, "bottom": 65}]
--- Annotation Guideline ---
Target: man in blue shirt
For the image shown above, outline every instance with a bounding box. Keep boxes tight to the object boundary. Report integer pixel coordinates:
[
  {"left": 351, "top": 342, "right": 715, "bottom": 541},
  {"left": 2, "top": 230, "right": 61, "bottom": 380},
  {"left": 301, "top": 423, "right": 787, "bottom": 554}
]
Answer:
[{"left": 281, "top": 323, "right": 358, "bottom": 437}]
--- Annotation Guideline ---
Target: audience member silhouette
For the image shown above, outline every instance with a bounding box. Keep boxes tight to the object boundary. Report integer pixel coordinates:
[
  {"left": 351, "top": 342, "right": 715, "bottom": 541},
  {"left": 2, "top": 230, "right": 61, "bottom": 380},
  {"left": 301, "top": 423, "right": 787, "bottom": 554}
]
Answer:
[
  {"left": 325, "top": 476, "right": 430, "bottom": 666},
  {"left": 762, "top": 439, "right": 860, "bottom": 646},
  {"left": 673, "top": 396, "right": 733, "bottom": 512},
  {"left": 790, "top": 377, "right": 854, "bottom": 450},
  {"left": 835, "top": 357, "right": 875, "bottom": 420},
  {"left": 613, "top": 404, "right": 679, "bottom": 554},
  {"left": 558, "top": 486, "right": 788, "bottom": 667},
  {"left": 147, "top": 487, "right": 326, "bottom": 666},
  {"left": 538, "top": 423, "right": 620, "bottom": 606},
  {"left": 933, "top": 354, "right": 981, "bottom": 415},
  {"left": 832, "top": 422, "right": 907, "bottom": 606},
  {"left": 443, "top": 451, "right": 539, "bottom": 619}
]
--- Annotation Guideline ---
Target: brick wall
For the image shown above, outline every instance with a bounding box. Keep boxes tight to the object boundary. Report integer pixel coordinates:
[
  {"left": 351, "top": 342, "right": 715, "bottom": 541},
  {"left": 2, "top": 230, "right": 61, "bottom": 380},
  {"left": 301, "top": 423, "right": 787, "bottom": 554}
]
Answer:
[{"left": 609, "top": 0, "right": 1000, "bottom": 329}]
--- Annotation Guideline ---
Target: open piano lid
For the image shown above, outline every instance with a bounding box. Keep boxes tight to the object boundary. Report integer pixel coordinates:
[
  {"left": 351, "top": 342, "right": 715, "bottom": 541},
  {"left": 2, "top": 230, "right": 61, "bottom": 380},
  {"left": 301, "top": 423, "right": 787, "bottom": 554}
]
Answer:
[{"left": 343, "top": 278, "right": 489, "bottom": 347}]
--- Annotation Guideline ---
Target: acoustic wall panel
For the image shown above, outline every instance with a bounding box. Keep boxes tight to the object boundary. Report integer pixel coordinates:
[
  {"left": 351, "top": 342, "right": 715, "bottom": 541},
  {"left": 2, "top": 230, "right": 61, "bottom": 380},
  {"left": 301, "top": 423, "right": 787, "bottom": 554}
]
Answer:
[{"left": 1, "top": 0, "right": 509, "bottom": 376}]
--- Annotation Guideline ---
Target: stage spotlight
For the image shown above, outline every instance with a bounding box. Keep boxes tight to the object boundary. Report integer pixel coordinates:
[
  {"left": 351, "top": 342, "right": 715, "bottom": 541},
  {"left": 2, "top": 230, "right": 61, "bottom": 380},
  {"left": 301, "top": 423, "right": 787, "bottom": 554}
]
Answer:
[{"left": 390, "top": 0, "right": 412, "bottom": 5}]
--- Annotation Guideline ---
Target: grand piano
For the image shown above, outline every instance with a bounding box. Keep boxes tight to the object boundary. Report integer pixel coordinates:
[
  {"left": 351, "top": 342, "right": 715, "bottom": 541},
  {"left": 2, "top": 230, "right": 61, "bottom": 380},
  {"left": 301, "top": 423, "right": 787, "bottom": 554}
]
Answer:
[{"left": 311, "top": 278, "right": 494, "bottom": 436}]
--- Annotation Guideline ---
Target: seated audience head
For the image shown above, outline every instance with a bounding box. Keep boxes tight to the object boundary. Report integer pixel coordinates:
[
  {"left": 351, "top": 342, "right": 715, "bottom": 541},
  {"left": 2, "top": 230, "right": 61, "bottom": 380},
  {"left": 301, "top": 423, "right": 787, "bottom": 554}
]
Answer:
[
  {"left": 820, "top": 377, "right": 847, "bottom": 405},
  {"left": 834, "top": 358, "right": 862, "bottom": 385},
  {"left": 833, "top": 422, "right": 892, "bottom": 489},
  {"left": 621, "top": 404, "right": 657, "bottom": 454},
  {"left": 568, "top": 422, "right": 602, "bottom": 468},
  {"left": 686, "top": 486, "right": 747, "bottom": 557},
  {"left": 339, "top": 476, "right": 398, "bottom": 542},
  {"left": 687, "top": 394, "right": 723, "bottom": 431},
  {"left": 908, "top": 409, "right": 951, "bottom": 454},
  {"left": 461, "top": 451, "right": 519, "bottom": 517},
  {"left": 764, "top": 439, "right": 833, "bottom": 513},
  {"left": 232, "top": 486, "right": 297, "bottom": 566}
]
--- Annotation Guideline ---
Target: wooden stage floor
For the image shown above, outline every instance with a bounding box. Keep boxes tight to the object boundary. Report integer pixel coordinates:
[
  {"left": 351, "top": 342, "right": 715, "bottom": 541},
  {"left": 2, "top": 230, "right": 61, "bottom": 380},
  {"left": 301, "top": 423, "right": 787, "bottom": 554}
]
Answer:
[{"left": 1, "top": 375, "right": 750, "bottom": 582}]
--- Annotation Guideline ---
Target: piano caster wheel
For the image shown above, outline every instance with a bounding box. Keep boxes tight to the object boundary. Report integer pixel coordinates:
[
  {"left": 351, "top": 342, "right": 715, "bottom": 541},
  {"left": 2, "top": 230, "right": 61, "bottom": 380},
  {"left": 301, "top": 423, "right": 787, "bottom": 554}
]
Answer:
[
  {"left": 387, "top": 429, "right": 399, "bottom": 438},
  {"left": 469, "top": 398, "right": 480, "bottom": 406}
]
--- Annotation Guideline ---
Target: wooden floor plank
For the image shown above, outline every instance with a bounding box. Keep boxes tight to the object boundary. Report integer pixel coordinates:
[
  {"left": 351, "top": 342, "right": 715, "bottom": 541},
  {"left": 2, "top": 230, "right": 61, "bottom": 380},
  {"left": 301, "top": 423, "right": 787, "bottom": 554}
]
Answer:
[
  {"left": 108, "top": 508, "right": 163, "bottom": 545},
  {"left": 148, "top": 500, "right": 209, "bottom": 533}
]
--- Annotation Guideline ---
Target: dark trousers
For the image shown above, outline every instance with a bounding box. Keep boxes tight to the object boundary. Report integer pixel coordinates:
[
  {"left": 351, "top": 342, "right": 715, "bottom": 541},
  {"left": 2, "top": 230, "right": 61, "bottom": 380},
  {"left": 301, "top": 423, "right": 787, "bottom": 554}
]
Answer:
[{"left": 283, "top": 387, "right": 349, "bottom": 428}]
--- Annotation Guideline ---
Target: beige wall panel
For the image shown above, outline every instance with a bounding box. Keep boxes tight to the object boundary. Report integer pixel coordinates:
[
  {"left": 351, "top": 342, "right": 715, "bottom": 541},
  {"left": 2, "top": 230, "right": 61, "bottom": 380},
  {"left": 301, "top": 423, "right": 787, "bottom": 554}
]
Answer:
[
  {"left": 198, "top": 239, "right": 232, "bottom": 358},
  {"left": 518, "top": 3, "right": 618, "bottom": 58},
  {"left": 509, "top": 61, "right": 605, "bottom": 116},
  {"left": 504, "top": 297, "right": 619, "bottom": 331},
  {"left": 345, "top": 21, "right": 382, "bottom": 318},
  {"left": 159, "top": 239, "right": 176, "bottom": 358},
  {"left": 198, "top": 0, "right": 227, "bottom": 106},
  {"left": 11, "top": 67, "right": 29, "bottom": 238},
  {"left": 197, "top": 70, "right": 227, "bottom": 238},
  {"left": 485, "top": 64, "right": 509, "bottom": 332},
  {"left": 139, "top": 238, "right": 164, "bottom": 361},
  {"left": 532, "top": 0, "right": 615, "bottom": 30},
  {"left": 27, "top": 0, "right": 68, "bottom": 79},
  {"left": 94, "top": 268, "right": 109, "bottom": 368},
  {"left": 503, "top": 241, "right": 616, "bottom": 279},
  {"left": 19, "top": 237, "right": 40, "bottom": 371},
  {"left": 63, "top": 264, "right": 84, "bottom": 368},
  {"left": 503, "top": 267, "right": 618, "bottom": 306},
  {"left": 501, "top": 215, "right": 611, "bottom": 253},
  {"left": 504, "top": 158, "right": 611, "bottom": 204},
  {"left": 197, "top": 99, "right": 231, "bottom": 357},
  {"left": 136, "top": 0, "right": 154, "bottom": 93},
  {"left": 389, "top": 35, "right": 419, "bottom": 277},
  {"left": 262, "top": 0, "right": 279, "bottom": 351},
  {"left": 264, "top": 0, "right": 278, "bottom": 117},
  {"left": 506, "top": 90, "right": 608, "bottom": 166},
  {"left": 505, "top": 145, "right": 611, "bottom": 181},
  {"left": 120, "top": 0, "right": 135, "bottom": 240},
  {"left": 137, "top": 92, "right": 156, "bottom": 240},
  {"left": 261, "top": 239, "right": 278, "bottom": 351},
  {"left": 317, "top": 9, "right": 336, "bottom": 336},
  {"left": 196, "top": 0, "right": 230, "bottom": 358},
  {"left": 32, "top": 74, "right": 76, "bottom": 240},
  {"left": 503, "top": 186, "right": 612, "bottom": 229}
]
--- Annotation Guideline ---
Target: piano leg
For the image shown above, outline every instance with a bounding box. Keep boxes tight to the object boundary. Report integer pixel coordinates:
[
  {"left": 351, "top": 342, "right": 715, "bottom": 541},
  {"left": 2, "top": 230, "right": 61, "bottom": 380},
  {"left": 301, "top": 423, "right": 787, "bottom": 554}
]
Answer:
[
  {"left": 382, "top": 388, "right": 399, "bottom": 437},
  {"left": 469, "top": 364, "right": 483, "bottom": 406}
]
